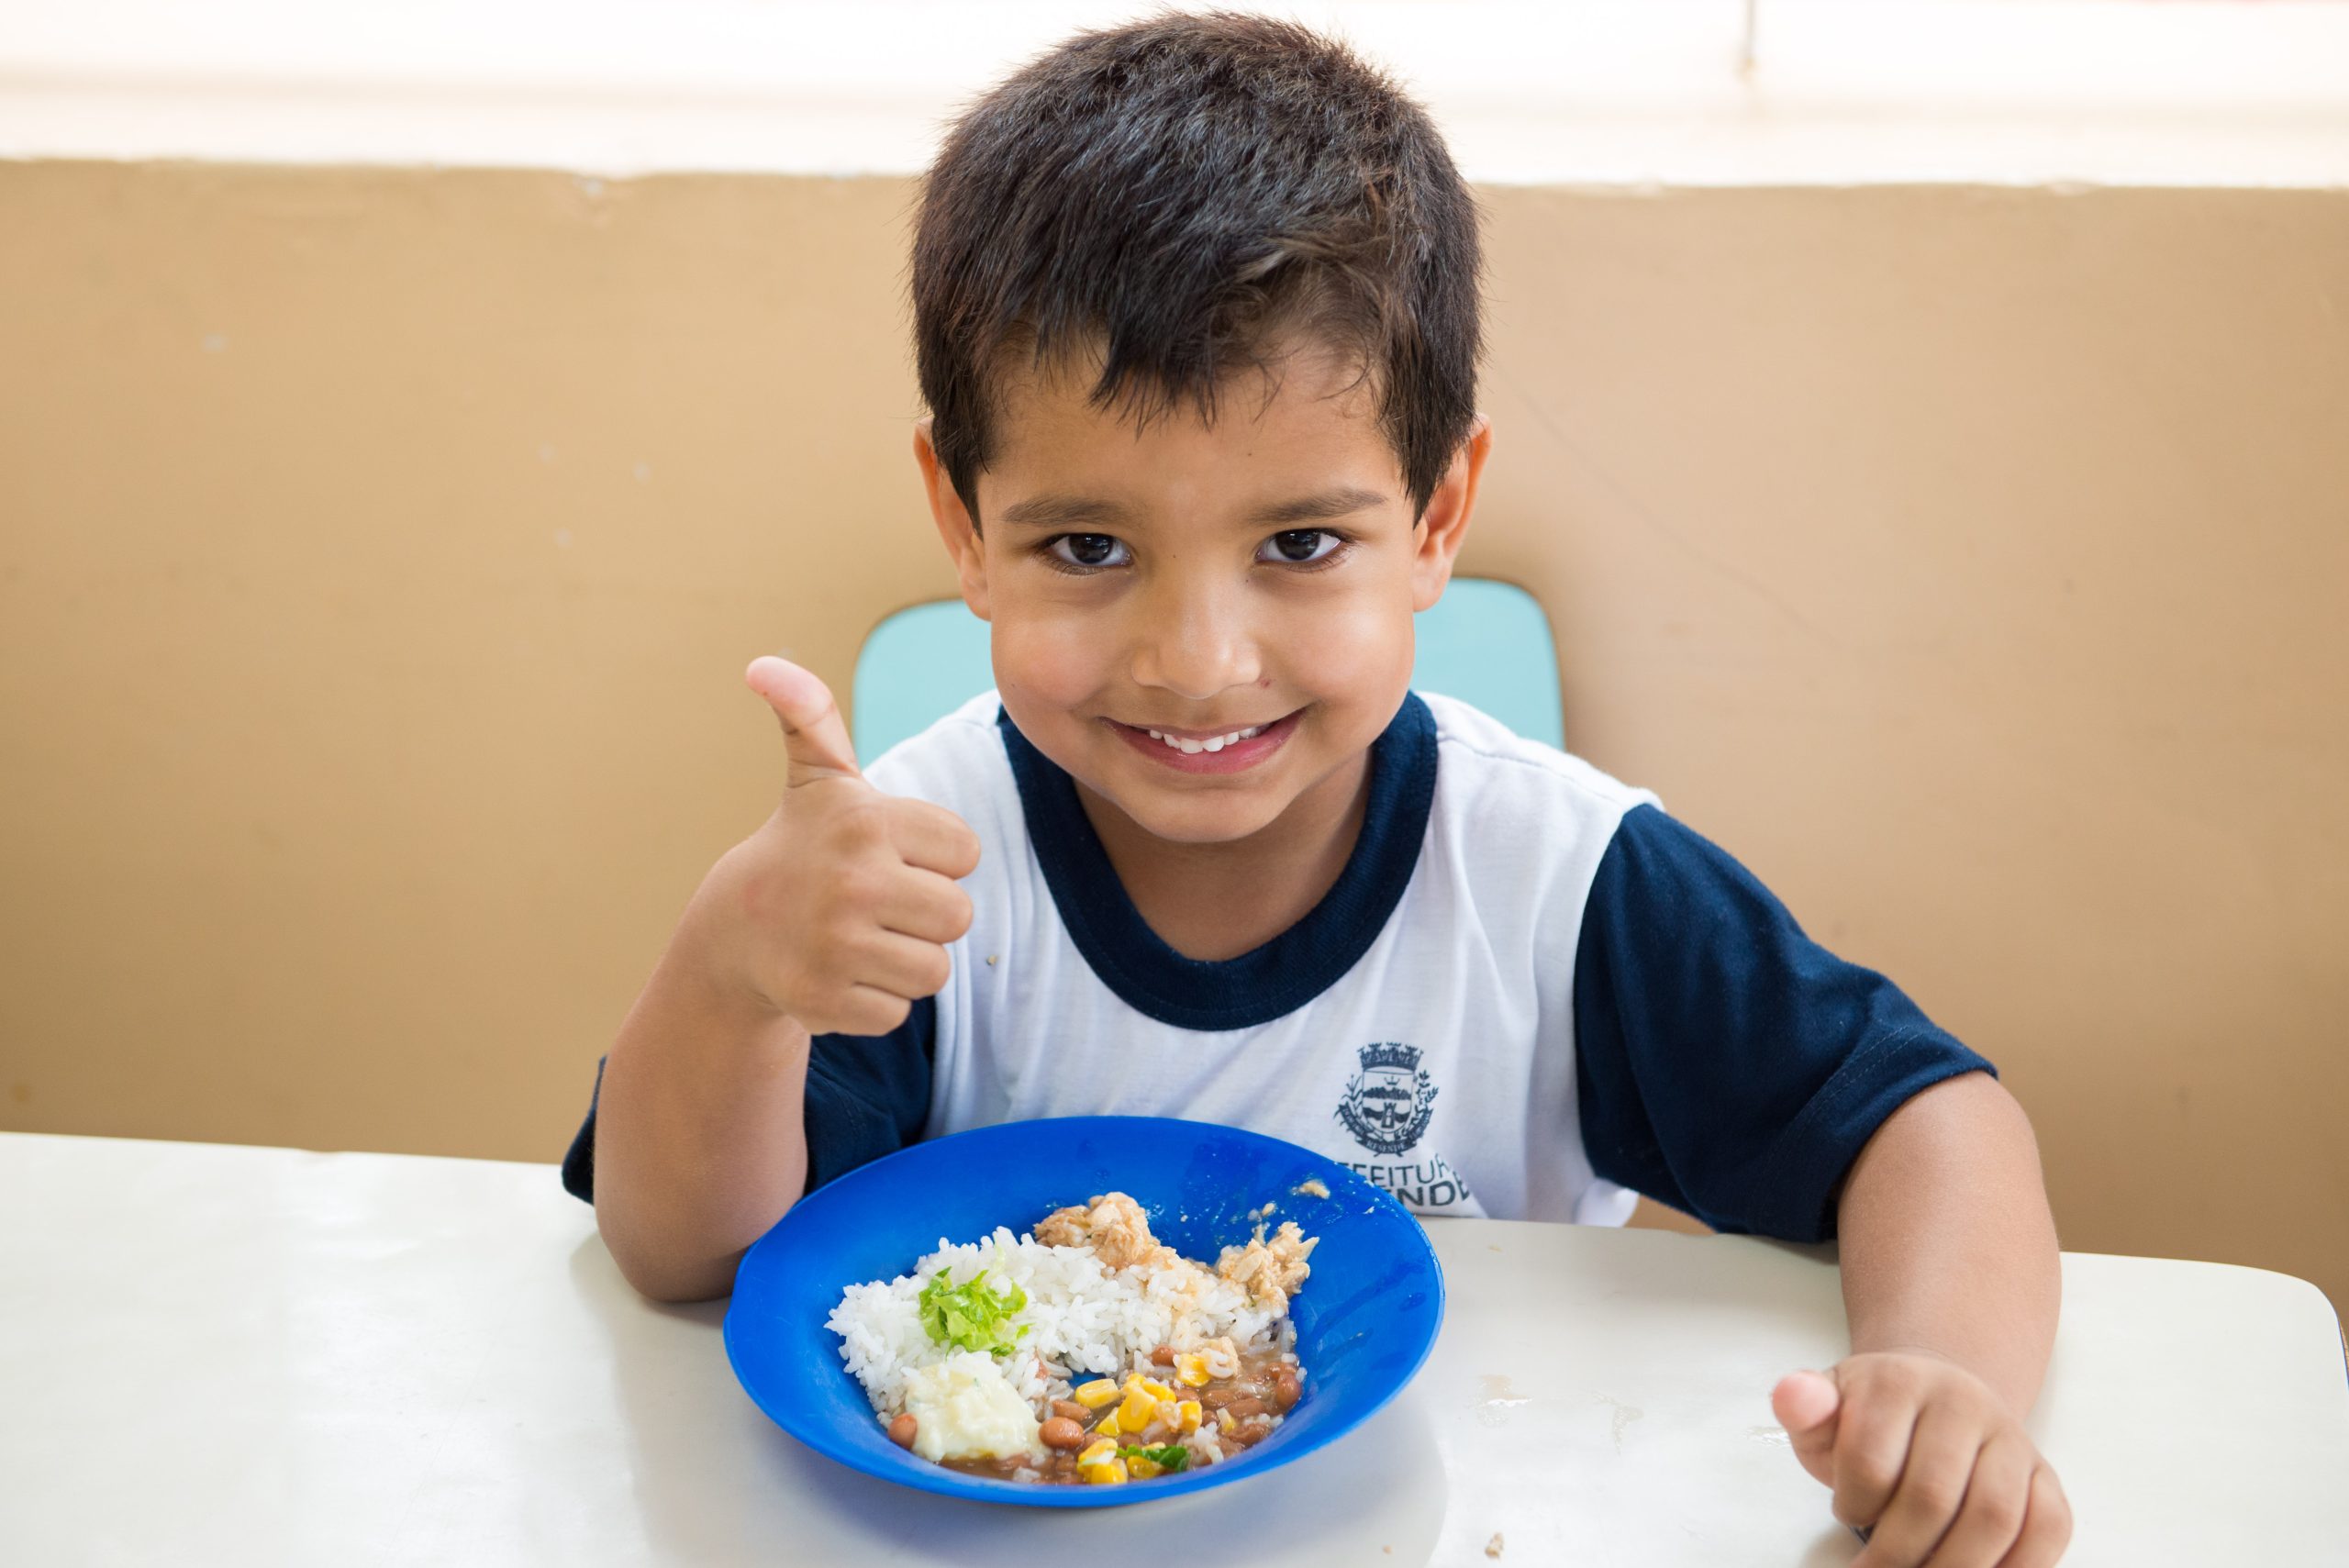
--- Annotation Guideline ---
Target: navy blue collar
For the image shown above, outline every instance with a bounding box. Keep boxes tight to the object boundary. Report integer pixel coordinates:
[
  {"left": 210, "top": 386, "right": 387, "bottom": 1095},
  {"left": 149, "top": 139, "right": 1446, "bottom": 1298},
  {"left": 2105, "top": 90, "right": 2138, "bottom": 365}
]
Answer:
[{"left": 996, "top": 694, "right": 1437, "bottom": 1030}]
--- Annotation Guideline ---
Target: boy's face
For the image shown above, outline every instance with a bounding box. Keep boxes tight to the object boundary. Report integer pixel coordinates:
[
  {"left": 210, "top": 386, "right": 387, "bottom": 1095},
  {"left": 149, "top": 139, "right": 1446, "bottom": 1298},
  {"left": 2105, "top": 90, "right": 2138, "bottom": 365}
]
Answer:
[{"left": 917, "top": 337, "right": 1488, "bottom": 849}]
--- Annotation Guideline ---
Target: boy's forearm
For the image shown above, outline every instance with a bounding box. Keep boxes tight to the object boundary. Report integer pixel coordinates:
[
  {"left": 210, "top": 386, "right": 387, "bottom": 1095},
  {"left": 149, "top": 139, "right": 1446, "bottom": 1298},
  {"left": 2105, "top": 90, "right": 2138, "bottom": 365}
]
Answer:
[
  {"left": 1833, "top": 1071, "right": 2062, "bottom": 1416},
  {"left": 592, "top": 881, "right": 813, "bottom": 1304}
]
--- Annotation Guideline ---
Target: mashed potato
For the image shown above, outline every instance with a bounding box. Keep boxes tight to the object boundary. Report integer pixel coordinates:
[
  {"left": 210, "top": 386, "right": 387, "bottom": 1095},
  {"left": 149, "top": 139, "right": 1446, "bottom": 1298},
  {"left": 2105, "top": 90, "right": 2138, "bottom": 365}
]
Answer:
[{"left": 899, "top": 1351, "right": 1045, "bottom": 1463}]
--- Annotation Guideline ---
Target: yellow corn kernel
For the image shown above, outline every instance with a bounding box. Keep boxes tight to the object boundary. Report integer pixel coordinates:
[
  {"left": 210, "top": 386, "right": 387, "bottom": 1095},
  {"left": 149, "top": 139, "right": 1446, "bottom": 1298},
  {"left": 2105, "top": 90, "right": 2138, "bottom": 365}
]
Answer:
[
  {"left": 1217, "top": 1408, "right": 1237, "bottom": 1433},
  {"left": 1177, "top": 1400, "right": 1202, "bottom": 1435},
  {"left": 1141, "top": 1379, "right": 1176, "bottom": 1404},
  {"left": 1118, "top": 1388, "right": 1158, "bottom": 1429},
  {"left": 1125, "top": 1455, "right": 1163, "bottom": 1480},
  {"left": 1077, "top": 1438, "right": 1119, "bottom": 1466},
  {"left": 1078, "top": 1457, "right": 1128, "bottom": 1485},
  {"left": 1175, "top": 1354, "right": 1210, "bottom": 1388},
  {"left": 1073, "top": 1379, "right": 1119, "bottom": 1409},
  {"left": 1094, "top": 1408, "right": 1122, "bottom": 1438}
]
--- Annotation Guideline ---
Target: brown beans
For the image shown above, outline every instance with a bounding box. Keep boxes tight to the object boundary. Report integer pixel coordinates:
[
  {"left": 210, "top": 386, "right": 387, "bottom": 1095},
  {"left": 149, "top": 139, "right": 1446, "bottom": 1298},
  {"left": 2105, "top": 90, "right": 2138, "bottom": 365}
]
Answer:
[
  {"left": 1150, "top": 1345, "right": 1175, "bottom": 1366},
  {"left": 1039, "top": 1416, "right": 1085, "bottom": 1451},
  {"left": 1271, "top": 1369, "right": 1301, "bottom": 1411},
  {"left": 1199, "top": 1386, "right": 1237, "bottom": 1409},
  {"left": 887, "top": 1414, "right": 918, "bottom": 1449},
  {"left": 1221, "top": 1396, "right": 1267, "bottom": 1421},
  {"left": 1050, "top": 1399, "right": 1089, "bottom": 1423}
]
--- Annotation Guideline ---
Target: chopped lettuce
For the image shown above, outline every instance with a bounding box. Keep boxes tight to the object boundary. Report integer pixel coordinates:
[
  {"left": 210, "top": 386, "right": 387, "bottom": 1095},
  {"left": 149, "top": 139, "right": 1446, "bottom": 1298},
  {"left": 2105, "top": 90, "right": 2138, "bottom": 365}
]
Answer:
[
  {"left": 917, "top": 1268, "right": 1030, "bottom": 1356},
  {"left": 1118, "top": 1443, "right": 1191, "bottom": 1472}
]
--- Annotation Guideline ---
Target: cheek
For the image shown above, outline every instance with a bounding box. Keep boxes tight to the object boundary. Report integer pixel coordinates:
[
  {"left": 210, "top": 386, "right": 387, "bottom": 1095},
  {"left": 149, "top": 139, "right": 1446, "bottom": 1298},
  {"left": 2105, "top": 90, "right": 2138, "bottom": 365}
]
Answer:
[
  {"left": 988, "top": 599, "right": 1115, "bottom": 710},
  {"left": 1282, "top": 594, "right": 1415, "bottom": 700}
]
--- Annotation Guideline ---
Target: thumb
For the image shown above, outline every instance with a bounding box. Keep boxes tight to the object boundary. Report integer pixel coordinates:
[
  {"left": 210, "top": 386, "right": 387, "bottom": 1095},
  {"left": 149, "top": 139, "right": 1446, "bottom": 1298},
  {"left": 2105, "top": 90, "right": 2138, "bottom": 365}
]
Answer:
[
  {"left": 745, "top": 656, "right": 862, "bottom": 787},
  {"left": 1771, "top": 1369, "right": 1842, "bottom": 1489}
]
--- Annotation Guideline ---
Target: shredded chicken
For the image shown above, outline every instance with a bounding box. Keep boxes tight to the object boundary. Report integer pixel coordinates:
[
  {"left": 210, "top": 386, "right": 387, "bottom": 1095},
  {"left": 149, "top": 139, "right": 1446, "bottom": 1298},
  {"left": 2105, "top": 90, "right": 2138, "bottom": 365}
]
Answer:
[
  {"left": 1036, "top": 1193, "right": 1317, "bottom": 1310},
  {"left": 1033, "top": 1192, "right": 1179, "bottom": 1271},
  {"left": 1215, "top": 1219, "right": 1318, "bottom": 1310}
]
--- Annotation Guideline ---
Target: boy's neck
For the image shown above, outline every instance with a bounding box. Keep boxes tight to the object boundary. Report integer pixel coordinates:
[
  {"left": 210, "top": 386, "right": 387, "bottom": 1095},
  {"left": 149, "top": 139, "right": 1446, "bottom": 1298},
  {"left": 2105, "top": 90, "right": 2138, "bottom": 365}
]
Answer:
[{"left": 1074, "top": 753, "right": 1374, "bottom": 963}]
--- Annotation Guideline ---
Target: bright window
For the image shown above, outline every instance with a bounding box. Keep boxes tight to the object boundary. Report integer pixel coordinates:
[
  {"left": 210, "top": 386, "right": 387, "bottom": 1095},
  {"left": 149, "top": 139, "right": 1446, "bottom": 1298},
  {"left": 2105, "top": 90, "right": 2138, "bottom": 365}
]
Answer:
[{"left": 2, "top": 1, "right": 2343, "bottom": 184}]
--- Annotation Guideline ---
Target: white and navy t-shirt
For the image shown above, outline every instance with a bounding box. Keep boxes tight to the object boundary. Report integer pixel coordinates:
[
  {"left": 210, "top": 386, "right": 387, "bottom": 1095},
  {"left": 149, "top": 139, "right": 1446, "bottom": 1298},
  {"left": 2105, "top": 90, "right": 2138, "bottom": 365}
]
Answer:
[{"left": 562, "top": 691, "right": 1991, "bottom": 1241}]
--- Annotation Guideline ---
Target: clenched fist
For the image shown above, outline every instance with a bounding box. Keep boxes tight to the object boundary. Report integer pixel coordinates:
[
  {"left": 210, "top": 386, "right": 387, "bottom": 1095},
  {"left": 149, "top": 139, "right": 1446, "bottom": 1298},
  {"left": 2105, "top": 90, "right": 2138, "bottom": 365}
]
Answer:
[{"left": 1774, "top": 1351, "right": 2072, "bottom": 1567}]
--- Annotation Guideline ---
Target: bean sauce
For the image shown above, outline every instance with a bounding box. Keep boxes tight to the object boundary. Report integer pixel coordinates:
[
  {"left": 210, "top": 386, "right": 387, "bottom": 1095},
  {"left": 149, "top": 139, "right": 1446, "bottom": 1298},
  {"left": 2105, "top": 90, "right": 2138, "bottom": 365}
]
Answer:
[{"left": 932, "top": 1347, "right": 1303, "bottom": 1485}]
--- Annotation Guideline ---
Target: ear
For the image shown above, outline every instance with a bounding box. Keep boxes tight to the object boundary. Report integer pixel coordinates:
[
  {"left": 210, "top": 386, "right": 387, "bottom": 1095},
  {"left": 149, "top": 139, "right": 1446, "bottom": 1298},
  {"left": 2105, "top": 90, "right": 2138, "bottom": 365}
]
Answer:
[
  {"left": 1408, "top": 414, "right": 1492, "bottom": 613},
  {"left": 913, "top": 417, "right": 992, "bottom": 621}
]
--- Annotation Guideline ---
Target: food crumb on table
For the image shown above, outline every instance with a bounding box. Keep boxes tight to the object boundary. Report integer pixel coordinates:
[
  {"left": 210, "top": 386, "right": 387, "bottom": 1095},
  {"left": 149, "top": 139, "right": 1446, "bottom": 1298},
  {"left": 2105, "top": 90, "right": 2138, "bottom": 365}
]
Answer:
[{"left": 1485, "top": 1531, "right": 1505, "bottom": 1558}]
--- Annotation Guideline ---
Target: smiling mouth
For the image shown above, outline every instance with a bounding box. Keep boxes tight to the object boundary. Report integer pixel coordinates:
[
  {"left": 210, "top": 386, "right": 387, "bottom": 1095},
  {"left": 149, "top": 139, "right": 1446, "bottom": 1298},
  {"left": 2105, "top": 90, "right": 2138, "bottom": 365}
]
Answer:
[
  {"left": 1139, "top": 723, "right": 1266, "bottom": 756},
  {"left": 1099, "top": 708, "right": 1306, "bottom": 770},
  {"left": 1107, "top": 708, "right": 1302, "bottom": 760}
]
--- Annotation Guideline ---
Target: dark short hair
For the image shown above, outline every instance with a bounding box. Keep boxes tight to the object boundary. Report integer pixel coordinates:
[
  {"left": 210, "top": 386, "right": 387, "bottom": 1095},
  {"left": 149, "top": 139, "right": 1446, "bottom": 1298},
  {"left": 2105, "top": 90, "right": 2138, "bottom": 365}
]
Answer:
[{"left": 912, "top": 10, "right": 1482, "bottom": 524}]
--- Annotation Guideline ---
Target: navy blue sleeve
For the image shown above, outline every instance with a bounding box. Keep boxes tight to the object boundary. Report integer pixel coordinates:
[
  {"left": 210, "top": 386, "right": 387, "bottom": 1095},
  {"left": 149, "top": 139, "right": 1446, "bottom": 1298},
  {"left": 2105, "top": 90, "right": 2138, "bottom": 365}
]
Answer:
[
  {"left": 559, "top": 996, "right": 938, "bottom": 1204},
  {"left": 1573, "top": 805, "right": 1994, "bottom": 1242}
]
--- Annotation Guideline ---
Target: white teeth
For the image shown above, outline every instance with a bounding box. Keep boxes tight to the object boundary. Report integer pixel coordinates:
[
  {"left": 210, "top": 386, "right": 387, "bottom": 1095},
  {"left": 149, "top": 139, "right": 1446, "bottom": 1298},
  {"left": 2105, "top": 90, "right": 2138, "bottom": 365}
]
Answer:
[{"left": 1141, "top": 724, "right": 1265, "bottom": 753}]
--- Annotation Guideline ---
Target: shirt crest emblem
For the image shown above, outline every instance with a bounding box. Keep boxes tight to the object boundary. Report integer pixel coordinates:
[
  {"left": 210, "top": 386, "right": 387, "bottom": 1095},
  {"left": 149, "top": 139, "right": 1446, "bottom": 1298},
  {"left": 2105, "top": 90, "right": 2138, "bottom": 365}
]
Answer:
[{"left": 1335, "top": 1040, "right": 1438, "bottom": 1156}]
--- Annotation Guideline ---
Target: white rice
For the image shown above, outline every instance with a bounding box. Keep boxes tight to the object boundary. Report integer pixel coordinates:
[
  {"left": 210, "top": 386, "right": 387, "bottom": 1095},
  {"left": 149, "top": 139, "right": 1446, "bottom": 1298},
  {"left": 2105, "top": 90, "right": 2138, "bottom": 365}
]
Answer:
[{"left": 827, "top": 1224, "right": 1290, "bottom": 1417}]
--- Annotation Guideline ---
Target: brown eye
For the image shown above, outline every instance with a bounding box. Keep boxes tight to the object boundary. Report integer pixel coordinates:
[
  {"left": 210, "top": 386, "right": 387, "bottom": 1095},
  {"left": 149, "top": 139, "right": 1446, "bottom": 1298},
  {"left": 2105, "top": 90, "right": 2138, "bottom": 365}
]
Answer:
[
  {"left": 1261, "top": 529, "right": 1341, "bottom": 565},
  {"left": 1048, "top": 533, "right": 1130, "bottom": 569}
]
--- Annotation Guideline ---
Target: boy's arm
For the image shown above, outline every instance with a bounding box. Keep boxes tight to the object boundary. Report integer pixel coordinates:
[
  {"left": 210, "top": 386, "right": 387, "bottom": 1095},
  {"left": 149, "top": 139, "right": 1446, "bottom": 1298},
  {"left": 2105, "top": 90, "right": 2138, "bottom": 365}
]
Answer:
[
  {"left": 1566, "top": 806, "right": 2068, "bottom": 1562},
  {"left": 1774, "top": 1070, "right": 2074, "bottom": 1566},
  {"left": 589, "top": 887, "right": 816, "bottom": 1304},
  {"left": 1837, "top": 1068, "right": 2060, "bottom": 1413},
  {"left": 586, "top": 658, "right": 976, "bottom": 1304}
]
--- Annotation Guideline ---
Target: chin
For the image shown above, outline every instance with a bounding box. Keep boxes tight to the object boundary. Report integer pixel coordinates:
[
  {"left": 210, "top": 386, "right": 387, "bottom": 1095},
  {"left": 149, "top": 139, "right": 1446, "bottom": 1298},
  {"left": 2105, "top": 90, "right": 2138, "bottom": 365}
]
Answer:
[{"left": 1118, "top": 792, "right": 1289, "bottom": 846}]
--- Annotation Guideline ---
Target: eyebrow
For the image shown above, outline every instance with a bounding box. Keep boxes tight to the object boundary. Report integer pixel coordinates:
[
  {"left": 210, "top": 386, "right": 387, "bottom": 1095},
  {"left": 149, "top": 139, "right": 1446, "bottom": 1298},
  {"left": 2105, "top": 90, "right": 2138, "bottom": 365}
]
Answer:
[
  {"left": 995, "top": 485, "right": 1390, "bottom": 530},
  {"left": 1252, "top": 486, "right": 1392, "bottom": 526}
]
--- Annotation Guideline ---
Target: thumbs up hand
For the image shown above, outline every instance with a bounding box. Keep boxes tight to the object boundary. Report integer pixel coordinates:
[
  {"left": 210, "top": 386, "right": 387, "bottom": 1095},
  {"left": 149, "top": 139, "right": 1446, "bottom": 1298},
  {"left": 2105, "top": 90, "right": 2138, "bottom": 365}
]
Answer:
[{"left": 711, "top": 656, "right": 982, "bottom": 1037}]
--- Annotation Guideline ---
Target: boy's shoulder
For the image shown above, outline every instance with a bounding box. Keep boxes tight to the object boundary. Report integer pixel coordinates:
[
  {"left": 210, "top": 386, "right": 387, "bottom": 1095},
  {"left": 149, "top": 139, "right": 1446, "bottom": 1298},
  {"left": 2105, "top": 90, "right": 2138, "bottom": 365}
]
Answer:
[{"left": 1415, "top": 690, "right": 1661, "bottom": 823}]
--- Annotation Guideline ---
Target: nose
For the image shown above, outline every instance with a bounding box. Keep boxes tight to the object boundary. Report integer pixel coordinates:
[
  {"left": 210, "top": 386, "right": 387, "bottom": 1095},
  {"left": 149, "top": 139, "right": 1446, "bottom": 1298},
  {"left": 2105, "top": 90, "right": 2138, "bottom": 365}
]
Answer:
[{"left": 1129, "top": 568, "right": 1262, "bottom": 702}]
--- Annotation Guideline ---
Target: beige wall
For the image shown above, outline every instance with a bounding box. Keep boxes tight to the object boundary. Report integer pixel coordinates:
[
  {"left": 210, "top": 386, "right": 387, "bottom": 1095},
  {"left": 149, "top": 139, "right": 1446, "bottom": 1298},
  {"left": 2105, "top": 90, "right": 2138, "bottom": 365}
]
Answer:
[{"left": 3, "top": 161, "right": 2343, "bottom": 1313}]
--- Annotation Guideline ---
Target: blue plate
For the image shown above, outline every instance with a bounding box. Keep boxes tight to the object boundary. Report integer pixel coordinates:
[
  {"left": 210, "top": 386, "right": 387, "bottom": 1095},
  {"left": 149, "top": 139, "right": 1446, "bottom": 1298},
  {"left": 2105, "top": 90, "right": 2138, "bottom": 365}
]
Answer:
[{"left": 724, "top": 1116, "right": 1445, "bottom": 1507}]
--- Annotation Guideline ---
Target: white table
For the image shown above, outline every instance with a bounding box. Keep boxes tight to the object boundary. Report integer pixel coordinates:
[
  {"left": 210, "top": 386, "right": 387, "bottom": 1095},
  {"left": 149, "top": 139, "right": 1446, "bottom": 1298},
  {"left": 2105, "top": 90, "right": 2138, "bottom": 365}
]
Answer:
[{"left": 3, "top": 1133, "right": 2343, "bottom": 1565}]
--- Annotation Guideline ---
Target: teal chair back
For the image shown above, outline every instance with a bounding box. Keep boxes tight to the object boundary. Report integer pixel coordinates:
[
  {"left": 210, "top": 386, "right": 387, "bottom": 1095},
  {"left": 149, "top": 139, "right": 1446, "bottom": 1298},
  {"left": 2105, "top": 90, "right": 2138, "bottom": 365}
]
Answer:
[{"left": 852, "top": 578, "right": 1563, "bottom": 761}]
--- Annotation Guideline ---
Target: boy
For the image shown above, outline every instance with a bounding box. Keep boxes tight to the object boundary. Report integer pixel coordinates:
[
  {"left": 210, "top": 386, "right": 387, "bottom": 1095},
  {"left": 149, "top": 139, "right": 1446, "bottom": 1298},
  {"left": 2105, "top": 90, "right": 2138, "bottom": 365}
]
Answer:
[{"left": 564, "top": 14, "right": 2069, "bottom": 1563}]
